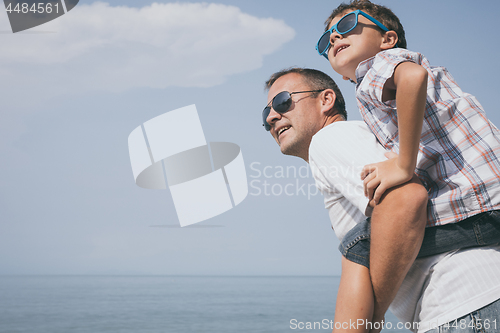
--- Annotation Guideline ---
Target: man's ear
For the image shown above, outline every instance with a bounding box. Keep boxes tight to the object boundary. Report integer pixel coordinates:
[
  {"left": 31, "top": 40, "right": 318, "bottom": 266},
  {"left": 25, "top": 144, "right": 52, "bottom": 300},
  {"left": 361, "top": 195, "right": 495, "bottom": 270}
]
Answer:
[
  {"left": 381, "top": 30, "right": 398, "bottom": 50},
  {"left": 321, "top": 89, "right": 336, "bottom": 115}
]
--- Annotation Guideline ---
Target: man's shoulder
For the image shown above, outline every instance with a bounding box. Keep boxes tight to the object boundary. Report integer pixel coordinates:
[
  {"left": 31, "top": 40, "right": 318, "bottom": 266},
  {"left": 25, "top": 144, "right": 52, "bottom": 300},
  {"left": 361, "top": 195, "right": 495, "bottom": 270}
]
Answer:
[
  {"left": 312, "top": 120, "right": 369, "bottom": 142},
  {"left": 309, "top": 120, "right": 386, "bottom": 165},
  {"left": 310, "top": 120, "right": 373, "bottom": 153}
]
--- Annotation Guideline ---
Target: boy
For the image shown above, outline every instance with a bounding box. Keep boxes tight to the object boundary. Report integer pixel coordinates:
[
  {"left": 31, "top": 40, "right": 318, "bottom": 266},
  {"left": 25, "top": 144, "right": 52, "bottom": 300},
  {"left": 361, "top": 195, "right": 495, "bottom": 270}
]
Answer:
[{"left": 315, "top": 0, "right": 500, "bottom": 331}]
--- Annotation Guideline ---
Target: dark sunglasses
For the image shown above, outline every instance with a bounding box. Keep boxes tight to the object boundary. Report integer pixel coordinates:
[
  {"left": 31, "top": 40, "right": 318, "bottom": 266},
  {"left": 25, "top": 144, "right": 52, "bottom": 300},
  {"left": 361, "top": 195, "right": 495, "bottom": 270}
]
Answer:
[
  {"left": 315, "top": 10, "right": 390, "bottom": 59},
  {"left": 262, "top": 90, "right": 325, "bottom": 131}
]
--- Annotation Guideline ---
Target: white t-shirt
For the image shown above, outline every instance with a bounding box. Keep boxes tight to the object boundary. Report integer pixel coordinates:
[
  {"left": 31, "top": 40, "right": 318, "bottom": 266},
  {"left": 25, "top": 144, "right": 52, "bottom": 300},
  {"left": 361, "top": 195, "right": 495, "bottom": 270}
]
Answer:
[
  {"left": 394, "top": 246, "right": 500, "bottom": 332},
  {"left": 309, "top": 121, "right": 500, "bottom": 332},
  {"left": 309, "top": 120, "right": 385, "bottom": 241}
]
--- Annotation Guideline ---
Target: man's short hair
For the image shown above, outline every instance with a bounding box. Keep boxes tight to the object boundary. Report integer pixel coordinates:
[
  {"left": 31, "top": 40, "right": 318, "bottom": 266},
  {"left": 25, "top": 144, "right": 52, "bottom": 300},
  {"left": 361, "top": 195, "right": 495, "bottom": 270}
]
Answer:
[
  {"left": 325, "top": 0, "right": 407, "bottom": 49},
  {"left": 265, "top": 67, "right": 347, "bottom": 120}
]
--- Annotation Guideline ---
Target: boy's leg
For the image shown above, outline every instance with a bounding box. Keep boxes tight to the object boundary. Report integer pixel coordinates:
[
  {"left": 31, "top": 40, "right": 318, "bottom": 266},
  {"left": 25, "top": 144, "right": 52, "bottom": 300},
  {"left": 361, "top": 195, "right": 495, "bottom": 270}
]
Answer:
[
  {"left": 369, "top": 175, "right": 428, "bottom": 329},
  {"left": 417, "top": 210, "right": 500, "bottom": 258},
  {"left": 334, "top": 257, "right": 373, "bottom": 333}
]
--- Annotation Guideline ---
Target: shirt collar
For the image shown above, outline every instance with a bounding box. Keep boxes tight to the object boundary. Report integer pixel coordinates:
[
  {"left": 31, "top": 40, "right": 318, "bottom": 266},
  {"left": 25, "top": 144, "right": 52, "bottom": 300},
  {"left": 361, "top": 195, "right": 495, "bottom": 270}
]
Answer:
[{"left": 355, "top": 55, "right": 376, "bottom": 89}]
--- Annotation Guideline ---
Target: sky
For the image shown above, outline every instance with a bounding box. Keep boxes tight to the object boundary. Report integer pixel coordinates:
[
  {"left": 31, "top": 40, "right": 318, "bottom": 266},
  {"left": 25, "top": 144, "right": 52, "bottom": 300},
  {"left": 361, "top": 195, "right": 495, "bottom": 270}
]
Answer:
[{"left": 1, "top": 0, "right": 499, "bottom": 276}]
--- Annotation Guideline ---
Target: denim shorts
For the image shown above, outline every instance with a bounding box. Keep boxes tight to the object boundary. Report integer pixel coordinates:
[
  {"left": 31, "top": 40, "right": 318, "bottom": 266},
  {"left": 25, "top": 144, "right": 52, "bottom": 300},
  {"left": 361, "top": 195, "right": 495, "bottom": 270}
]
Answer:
[{"left": 339, "top": 210, "right": 500, "bottom": 268}]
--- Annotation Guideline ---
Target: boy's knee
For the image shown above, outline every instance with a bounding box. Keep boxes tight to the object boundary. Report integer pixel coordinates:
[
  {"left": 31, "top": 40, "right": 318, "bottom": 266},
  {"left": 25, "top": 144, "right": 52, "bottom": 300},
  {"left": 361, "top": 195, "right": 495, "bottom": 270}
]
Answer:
[
  {"left": 401, "top": 177, "right": 428, "bottom": 210},
  {"left": 379, "top": 175, "right": 428, "bottom": 215}
]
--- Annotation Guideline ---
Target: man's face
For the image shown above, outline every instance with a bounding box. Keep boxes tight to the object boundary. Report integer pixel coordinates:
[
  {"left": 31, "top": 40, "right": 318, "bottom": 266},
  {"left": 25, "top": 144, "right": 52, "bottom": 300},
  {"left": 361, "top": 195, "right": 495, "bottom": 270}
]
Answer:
[
  {"left": 327, "top": 11, "right": 387, "bottom": 81},
  {"left": 266, "top": 73, "right": 324, "bottom": 161}
]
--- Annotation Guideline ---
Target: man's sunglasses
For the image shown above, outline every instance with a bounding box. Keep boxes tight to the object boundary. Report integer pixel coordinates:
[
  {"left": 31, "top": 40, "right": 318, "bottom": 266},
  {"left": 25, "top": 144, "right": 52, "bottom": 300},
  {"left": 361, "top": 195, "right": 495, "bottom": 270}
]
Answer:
[
  {"left": 262, "top": 90, "right": 325, "bottom": 131},
  {"left": 315, "top": 10, "right": 390, "bottom": 59}
]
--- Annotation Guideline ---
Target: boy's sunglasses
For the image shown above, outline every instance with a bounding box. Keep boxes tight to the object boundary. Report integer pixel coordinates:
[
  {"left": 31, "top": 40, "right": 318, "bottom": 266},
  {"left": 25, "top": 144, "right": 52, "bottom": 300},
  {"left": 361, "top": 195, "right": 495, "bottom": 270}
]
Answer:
[
  {"left": 315, "top": 9, "right": 389, "bottom": 59},
  {"left": 262, "top": 90, "right": 325, "bottom": 131}
]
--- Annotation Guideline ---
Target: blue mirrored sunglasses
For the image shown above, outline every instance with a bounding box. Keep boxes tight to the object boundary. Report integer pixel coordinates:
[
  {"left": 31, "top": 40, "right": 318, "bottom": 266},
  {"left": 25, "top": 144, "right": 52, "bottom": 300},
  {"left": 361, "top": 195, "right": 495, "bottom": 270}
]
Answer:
[{"left": 315, "top": 10, "right": 390, "bottom": 59}]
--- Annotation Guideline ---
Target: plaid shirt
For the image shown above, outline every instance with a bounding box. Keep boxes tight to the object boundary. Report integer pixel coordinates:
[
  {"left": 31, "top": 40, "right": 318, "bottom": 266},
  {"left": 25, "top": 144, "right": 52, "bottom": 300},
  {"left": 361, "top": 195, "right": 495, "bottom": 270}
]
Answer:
[{"left": 355, "top": 48, "right": 500, "bottom": 227}]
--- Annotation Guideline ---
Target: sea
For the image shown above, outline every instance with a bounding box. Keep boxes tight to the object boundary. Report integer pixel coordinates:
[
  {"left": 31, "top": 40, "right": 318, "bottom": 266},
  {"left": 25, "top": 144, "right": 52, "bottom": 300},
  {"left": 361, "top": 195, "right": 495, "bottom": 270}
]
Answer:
[{"left": 0, "top": 276, "right": 411, "bottom": 333}]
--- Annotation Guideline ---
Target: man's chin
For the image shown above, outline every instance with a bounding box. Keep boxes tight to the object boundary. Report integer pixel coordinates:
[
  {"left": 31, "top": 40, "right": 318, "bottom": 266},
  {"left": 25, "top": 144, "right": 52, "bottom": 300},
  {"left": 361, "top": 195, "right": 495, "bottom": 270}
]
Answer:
[
  {"left": 279, "top": 136, "right": 310, "bottom": 160},
  {"left": 281, "top": 148, "right": 292, "bottom": 156},
  {"left": 280, "top": 144, "right": 290, "bottom": 155},
  {"left": 280, "top": 143, "right": 298, "bottom": 157}
]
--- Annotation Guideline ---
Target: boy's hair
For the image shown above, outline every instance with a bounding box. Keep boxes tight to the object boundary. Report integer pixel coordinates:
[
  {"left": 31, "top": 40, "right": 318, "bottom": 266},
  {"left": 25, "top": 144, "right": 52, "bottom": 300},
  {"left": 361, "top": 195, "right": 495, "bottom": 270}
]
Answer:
[
  {"left": 325, "top": 0, "right": 407, "bottom": 49},
  {"left": 265, "top": 67, "right": 347, "bottom": 120}
]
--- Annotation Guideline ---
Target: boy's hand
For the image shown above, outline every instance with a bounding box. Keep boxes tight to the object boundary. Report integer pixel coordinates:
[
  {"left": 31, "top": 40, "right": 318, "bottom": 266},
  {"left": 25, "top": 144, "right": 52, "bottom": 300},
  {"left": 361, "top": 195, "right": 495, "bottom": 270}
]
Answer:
[{"left": 361, "top": 152, "right": 413, "bottom": 204}]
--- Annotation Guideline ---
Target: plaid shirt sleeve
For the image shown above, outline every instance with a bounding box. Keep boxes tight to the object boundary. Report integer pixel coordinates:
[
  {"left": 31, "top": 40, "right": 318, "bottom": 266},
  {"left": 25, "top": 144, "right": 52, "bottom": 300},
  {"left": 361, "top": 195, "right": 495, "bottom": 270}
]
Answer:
[{"left": 355, "top": 49, "right": 500, "bottom": 227}]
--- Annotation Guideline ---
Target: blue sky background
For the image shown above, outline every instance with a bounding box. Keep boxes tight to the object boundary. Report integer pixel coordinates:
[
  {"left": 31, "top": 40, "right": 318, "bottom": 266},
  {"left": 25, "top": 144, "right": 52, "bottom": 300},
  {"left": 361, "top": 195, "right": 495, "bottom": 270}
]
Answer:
[{"left": 1, "top": 0, "right": 499, "bottom": 276}]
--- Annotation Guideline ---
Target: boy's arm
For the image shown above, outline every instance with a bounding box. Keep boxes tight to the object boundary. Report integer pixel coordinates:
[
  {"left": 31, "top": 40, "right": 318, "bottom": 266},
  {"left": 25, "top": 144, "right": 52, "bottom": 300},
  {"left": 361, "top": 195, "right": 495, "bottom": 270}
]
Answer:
[{"left": 361, "top": 62, "right": 428, "bottom": 204}]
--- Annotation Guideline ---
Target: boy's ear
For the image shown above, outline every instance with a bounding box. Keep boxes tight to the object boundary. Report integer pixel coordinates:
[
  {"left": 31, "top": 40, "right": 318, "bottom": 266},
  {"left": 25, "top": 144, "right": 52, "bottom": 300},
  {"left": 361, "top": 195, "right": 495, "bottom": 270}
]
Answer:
[{"left": 381, "top": 30, "right": 398, "bottom": 50}]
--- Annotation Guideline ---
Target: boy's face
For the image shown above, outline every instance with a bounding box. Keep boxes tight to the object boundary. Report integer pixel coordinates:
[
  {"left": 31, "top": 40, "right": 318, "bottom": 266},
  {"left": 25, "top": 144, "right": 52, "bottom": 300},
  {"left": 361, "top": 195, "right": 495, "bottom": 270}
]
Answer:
[{"left": 327, "top": 11, "right": 388, "bottom": 82}]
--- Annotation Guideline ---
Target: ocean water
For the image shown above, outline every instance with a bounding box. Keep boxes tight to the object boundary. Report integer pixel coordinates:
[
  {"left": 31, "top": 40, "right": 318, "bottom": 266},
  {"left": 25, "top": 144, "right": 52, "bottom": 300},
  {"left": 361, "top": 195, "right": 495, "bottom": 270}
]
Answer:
[{"left": 0, "top": 276, "right": 410, "bottom": 333}]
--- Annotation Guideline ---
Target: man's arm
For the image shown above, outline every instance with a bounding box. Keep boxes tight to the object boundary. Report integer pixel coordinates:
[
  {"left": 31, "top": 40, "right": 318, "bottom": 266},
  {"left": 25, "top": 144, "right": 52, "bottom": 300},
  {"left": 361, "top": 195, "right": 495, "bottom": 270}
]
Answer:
[
  {"left": 361, "top": 62, "right": 428, "bottom": 204},
  {"left": 369, "top": 172, "right": 428, "bottom": 332},
  {"left": 310, "top": 124, "right": 427, "bottom": 331},
  {"left": 334, "top": 256, "right": 374, "bottom": 333}
]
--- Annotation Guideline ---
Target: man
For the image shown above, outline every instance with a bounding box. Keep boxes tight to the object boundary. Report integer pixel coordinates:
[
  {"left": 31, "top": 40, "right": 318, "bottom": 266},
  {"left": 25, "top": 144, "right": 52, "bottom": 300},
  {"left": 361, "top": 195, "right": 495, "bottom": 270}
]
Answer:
[{"left": 262, "top": 67, "right": 500, "bottom": 332}]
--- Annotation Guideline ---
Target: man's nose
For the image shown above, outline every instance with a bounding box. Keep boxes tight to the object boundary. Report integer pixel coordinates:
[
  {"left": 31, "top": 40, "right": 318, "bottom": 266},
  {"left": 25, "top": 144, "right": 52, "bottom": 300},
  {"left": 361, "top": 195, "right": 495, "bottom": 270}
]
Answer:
[{"left": 266, "top": 107, "right": 282, "bottom": 129}]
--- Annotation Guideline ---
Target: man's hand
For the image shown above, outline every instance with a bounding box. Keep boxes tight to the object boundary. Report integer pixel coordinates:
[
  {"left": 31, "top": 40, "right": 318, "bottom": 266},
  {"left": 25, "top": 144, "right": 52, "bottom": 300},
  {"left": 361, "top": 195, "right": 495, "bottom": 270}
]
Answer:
[{"left": 361, "top": 152, "right": 413, "bottom": 204}]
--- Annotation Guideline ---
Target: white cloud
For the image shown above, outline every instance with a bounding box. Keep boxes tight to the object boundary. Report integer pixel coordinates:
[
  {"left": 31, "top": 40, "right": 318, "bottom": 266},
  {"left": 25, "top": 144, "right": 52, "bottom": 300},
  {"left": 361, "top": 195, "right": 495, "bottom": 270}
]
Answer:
[{"left": 0, "top": 2, "right": 295, "bottom": 93}]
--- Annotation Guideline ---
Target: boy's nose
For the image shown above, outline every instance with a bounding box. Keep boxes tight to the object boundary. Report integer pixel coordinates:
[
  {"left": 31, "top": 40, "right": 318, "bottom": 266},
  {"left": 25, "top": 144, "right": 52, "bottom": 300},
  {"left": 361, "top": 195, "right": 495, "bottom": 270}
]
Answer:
[{"left": 329, "top": 30, "right": 343, "bottom": 46}]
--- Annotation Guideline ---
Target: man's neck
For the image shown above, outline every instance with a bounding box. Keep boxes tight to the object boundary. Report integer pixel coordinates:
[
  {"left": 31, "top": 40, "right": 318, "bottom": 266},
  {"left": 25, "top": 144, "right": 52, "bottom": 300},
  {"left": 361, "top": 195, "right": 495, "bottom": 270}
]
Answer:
[{"left": 322, "top": 113, "right": 345, "bottom": 129}]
